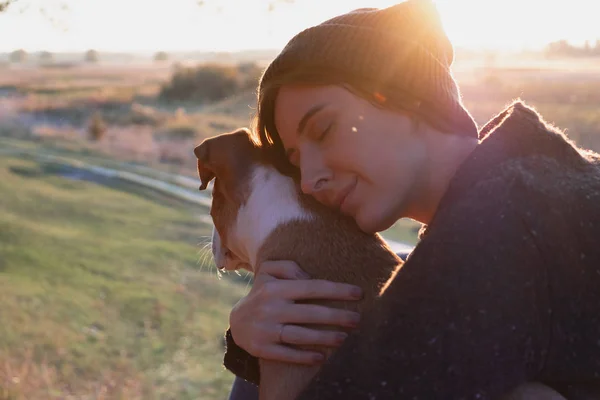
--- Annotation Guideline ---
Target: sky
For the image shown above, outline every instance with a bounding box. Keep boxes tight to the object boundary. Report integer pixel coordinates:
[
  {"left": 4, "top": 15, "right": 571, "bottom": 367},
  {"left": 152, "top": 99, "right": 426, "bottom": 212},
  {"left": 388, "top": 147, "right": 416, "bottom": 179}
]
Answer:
[{"left": 0, "top": 0, "right": 599, "bottom": 53}]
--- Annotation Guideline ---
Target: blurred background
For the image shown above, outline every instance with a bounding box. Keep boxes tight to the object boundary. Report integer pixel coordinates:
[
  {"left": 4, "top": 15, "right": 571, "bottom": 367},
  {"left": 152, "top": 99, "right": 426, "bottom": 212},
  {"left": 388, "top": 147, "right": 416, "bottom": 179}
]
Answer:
[{"left": 0, "top": 0, "right": 599, "bottom": 398}]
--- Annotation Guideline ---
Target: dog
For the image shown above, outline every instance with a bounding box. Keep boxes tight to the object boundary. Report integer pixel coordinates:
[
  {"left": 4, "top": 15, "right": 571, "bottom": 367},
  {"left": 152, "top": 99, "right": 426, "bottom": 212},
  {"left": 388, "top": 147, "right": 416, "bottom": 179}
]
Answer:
[{"left": 194, "top": 128, "right": 567, "bottom": 400}]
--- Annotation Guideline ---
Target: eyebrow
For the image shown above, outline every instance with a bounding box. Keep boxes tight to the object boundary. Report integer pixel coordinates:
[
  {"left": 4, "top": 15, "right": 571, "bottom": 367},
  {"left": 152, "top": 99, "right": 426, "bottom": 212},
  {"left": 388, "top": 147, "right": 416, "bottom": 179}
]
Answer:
[{"left": 286, "top": 103, "right": 327, "bottom": 160}]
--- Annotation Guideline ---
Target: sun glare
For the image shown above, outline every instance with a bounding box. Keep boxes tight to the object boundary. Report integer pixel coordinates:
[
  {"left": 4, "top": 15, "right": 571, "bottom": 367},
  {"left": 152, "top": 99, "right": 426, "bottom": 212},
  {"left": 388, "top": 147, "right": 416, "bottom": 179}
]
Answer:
[{"left": 0, "top": 0, "right": 598, "bottom": 52}]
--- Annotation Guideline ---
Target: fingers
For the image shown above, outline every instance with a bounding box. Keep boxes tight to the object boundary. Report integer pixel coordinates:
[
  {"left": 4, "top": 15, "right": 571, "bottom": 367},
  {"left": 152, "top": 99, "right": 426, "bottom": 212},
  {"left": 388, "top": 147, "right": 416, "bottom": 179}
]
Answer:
[
  {"left": 280, "top": 304, "right": 361, "bottom": 328},
  {"left": 230, "top": 259, "right": 364, "bottom": 363},
  {"left": 259, "top": 344, "right": 326, "bottom": 365},
  {"left": 257, "top": 260, "right": 309, "bottom": 280},
  {"left": 256, "top": 279, "right": 362, "bottom": 302},
  {"left": 279, "top": 324, "right": 349, "bottom": 348},
  {"left": 258, "top": 325, "right": 351, "bottom": 364}
]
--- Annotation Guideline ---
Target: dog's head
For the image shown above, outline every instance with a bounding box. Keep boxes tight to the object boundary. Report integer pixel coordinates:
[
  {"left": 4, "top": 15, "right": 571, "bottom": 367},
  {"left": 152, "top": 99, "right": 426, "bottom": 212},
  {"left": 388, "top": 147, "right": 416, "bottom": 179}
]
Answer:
[
  {"left": 194, "top": 128, "right": 309, "bottom": 272},
  {"left": 194, "top": 128, "right": 260, "bottom": 271}
]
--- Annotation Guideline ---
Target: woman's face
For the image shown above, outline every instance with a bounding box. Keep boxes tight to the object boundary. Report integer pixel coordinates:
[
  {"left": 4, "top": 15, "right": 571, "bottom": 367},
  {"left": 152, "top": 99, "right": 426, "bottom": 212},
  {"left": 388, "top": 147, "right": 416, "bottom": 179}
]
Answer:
[{"left": 274, "top": 85, "right": 427, "bottom": 233}]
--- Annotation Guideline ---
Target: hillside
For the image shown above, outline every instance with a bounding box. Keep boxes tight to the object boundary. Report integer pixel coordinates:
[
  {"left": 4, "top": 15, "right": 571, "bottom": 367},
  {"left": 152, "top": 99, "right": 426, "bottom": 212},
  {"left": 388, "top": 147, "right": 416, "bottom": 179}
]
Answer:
[{"left": 0, "top": 153, "right": 246, "bottom": 399}]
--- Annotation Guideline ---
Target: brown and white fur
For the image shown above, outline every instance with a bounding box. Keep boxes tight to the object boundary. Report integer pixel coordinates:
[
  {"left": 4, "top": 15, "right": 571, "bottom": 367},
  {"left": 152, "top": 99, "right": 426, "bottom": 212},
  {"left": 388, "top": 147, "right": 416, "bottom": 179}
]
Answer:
[{"left": 194, "top": 128, "right": 566, "bottom": 400}]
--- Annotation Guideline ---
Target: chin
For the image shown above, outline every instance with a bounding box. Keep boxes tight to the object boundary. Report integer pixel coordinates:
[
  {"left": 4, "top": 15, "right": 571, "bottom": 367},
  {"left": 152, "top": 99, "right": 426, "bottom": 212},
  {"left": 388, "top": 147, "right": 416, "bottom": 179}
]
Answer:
[{"left": 354, "top": 210, "right": 395, "bottom": 234}]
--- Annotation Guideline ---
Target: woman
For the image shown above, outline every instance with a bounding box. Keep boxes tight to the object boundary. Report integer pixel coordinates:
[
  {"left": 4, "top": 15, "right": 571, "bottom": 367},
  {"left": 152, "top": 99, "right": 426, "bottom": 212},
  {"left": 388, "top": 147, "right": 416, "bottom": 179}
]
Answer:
[{"left": 223, "top": 0, "right": 600, "bottom": 399}]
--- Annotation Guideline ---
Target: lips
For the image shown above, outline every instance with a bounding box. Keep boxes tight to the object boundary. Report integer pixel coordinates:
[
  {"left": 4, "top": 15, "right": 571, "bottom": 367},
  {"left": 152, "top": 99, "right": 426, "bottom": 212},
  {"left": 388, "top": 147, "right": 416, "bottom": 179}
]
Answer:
[{"left": 336, "top": 178, "right": 357, "bottom": 214}]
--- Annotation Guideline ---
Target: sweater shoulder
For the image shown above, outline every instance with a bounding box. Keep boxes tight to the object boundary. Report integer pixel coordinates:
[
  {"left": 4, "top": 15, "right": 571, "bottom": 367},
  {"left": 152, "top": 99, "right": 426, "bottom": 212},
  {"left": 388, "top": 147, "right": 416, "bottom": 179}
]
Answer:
[{"left": 493, "top": 154, "right": 600, "bottom": 200}]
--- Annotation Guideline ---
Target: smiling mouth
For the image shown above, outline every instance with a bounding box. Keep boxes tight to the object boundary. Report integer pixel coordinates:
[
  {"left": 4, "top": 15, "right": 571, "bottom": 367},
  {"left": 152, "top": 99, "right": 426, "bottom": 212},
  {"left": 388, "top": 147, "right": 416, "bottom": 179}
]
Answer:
[{"left": 337, "top": 178, "right": 357, "bottom": 213}]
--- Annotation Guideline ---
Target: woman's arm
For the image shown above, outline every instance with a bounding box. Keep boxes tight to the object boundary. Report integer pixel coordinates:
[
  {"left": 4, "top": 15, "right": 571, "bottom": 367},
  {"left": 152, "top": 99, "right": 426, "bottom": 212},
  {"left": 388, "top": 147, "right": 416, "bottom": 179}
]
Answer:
[
  {"left": 224, "top": 328, "right": 261, "bottom": 385},
  {"left": 223, "top": 252, "right": 411, "bottom": 386}
]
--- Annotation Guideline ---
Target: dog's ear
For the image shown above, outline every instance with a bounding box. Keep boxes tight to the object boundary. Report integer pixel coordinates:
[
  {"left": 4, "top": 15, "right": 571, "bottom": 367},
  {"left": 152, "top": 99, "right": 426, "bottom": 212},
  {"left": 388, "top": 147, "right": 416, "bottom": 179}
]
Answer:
[
  {"left": 193, "top": 128, "right": 256, "bottom": 192},
  {"left": 194, "top": 140, "right": 215, "bottom": 190}
]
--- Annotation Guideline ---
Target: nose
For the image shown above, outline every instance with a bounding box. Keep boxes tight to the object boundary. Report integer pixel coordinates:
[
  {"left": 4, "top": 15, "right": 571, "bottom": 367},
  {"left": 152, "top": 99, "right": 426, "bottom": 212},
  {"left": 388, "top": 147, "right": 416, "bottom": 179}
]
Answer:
[
  {"left": 299, "top": 147, "right": 331, "bottom": 196},
  {"left": 300, "top": 175, "right": 329, "bottom": 195}
]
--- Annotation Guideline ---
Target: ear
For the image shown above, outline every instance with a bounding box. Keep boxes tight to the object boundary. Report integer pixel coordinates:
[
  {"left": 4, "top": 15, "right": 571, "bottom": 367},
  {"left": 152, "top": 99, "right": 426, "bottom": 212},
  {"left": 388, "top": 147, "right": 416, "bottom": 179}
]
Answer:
[
  {"left": 193, "top": 128, "right": 256, "bottom": 193},
  {"left": 193, "top": 140, "right": 215, "bottom": 190}
]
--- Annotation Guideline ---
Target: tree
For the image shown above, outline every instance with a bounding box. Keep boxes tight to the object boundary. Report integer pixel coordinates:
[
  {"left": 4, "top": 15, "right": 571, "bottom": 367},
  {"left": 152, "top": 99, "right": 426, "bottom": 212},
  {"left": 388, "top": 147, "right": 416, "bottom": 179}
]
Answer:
[
  {"left": 154, "top": 51, "right": 169, "bottom": 62},
  {"left": 10, "top": 49, "right": 27, "bottom": 63},
  {"left": 84, "top": 49, "right": 99, "bottom": 63},
  {"left": 0, "top": 0, "right": 14, "bottom": 12},
  {"left": 39, "top": 50, "right": 54, "bottom": 64}
]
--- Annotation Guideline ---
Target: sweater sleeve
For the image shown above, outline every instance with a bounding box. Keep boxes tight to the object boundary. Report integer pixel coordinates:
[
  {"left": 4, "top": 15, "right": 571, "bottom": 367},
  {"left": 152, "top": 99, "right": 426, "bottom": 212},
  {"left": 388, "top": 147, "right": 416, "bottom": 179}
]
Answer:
[
  {"left": 297, "top": 181, "right": 552, "bottom": 400},
  {"left": 223, "top": 328, "right": 261, "bottom": 385}
]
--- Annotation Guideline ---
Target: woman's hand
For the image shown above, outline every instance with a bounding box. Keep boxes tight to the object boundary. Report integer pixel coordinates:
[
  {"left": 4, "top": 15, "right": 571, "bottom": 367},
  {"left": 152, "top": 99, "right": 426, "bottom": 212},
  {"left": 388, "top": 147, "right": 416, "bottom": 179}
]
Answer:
[{"left": 229, "top": 260, "right": 363, "bottom": 365}]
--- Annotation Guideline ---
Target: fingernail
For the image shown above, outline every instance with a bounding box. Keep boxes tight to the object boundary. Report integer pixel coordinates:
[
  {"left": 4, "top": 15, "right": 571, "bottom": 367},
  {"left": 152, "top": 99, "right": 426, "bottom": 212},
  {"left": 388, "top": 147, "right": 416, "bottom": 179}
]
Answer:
[
  {"left": 349, "top": 313, "right": 361, "bottom": 327},
  {"left": 335, "top": 332, "right": 348, "bottom": 344},
  {"left": 296, "top": 270, "right": 310, "bottom": 279},
  {"left": 351, "top": 287, "right": 363, "bottom": 299}
]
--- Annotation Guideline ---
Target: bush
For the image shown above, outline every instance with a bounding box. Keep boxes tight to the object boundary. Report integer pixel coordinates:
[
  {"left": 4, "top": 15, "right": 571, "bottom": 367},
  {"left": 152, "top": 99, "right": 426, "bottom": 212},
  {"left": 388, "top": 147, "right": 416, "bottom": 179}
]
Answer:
[
  {"left": 38, "top": 51, "right": 54, "bottom": 64},
  {"left": 238, "top": 62, "right": 263, "bottom": 91},
  {"left": 10, "top": 49, "right": 27, "bottom": 63},
  {"left": 154, "top": 51, "right": 169, "bottom": 62},
  {"left": 159, "top": 63, "right": 238, "bottom": 103},
  {"left": 159, "top": 62, "right": 263, "bottom": 103},
  {"left": 84, "top": 49, "right": 99, "bottom": 63},
  {"left": 157, "top": 124, "right": 197, "bottom": 140},
  {"left": 122, "top": 103, "right": 168, "bottom": 126},
  {"left": 88, "top": 112, "right": 107, "bottom": 141}
]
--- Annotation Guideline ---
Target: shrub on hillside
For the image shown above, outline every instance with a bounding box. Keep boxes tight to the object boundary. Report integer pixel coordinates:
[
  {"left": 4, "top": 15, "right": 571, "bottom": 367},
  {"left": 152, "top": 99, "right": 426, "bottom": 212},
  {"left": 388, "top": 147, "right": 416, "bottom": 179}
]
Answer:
[
  {"left": 154, "top": 51, "right": 169, "bottom": 62},
  {"left": 123, "top": 103, "right": 168, "bottom": 126},
  {"left": 159, "top": 63, "right": 239, "bottom": 103},
  {"left": 159, "top": 62, "right": 264, "bottom": 103},
  {"left": 10, "top": 49, "right": 27, "bottom": 63},
  {"left": 84, "top": 49, "right": 99, "bottom": 63},
  {"left": 88, "top": 112, "right": 107, "bottom": 141},
  {"left": 237, "top": 62, "right": 263, "bottom": 91},
  {"left": 38, "top": 51, "right": 54, "bottom": 64}
]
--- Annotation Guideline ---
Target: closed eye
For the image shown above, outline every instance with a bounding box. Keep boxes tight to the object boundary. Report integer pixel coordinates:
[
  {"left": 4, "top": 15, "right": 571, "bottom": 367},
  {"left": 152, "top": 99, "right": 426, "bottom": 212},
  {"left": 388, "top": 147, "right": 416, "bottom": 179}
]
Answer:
[{"left": 317, "top": 122, "right": 333, "bottom": 142}]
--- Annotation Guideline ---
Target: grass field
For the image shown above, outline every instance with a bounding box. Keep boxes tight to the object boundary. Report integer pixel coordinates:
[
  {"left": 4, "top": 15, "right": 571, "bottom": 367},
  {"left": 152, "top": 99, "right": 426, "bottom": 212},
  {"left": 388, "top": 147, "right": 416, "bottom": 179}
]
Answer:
[
  {"left": 0, "top": 153, "right": 249, "bottom": 399},
  {"left": 2, "top": 55, "right": 600, "bottom": 398}
]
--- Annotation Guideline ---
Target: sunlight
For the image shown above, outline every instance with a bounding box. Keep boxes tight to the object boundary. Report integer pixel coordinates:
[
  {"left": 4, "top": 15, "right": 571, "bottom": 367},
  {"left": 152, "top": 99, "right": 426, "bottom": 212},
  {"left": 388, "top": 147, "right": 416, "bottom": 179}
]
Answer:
[
  {"left": 434, "top": 0, "right": 600, "bottom": 50},
  {"left": 0, "top": 0, "right": 599, "bottom": 52}
]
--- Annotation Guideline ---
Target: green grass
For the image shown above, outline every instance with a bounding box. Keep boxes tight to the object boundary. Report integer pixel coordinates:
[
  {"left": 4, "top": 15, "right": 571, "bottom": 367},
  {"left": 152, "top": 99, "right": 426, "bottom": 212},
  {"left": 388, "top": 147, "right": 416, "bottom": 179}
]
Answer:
[
  {"left": 0, "top": 154, "right": 248, "bottom": 399},
  {"left": 382, "top": 219, "right": 421, "bottom": 246},
  {"left": 4, "top": 59, "right": 600, "bottom": 398}
]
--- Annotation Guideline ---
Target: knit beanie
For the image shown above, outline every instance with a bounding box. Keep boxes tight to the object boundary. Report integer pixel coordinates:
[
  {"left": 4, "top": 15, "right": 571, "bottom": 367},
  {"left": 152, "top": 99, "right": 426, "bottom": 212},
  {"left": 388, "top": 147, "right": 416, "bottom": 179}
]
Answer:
[{"left": 259, "top": 0, "right": 478, "bottom": 138}]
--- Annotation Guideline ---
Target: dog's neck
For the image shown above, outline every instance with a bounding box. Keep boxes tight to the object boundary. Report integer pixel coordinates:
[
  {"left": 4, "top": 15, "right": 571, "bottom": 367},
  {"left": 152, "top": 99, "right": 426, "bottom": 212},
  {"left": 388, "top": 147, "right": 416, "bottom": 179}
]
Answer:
[{"left": 232, "top": 165, "right": 313, "bottom": 269}]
